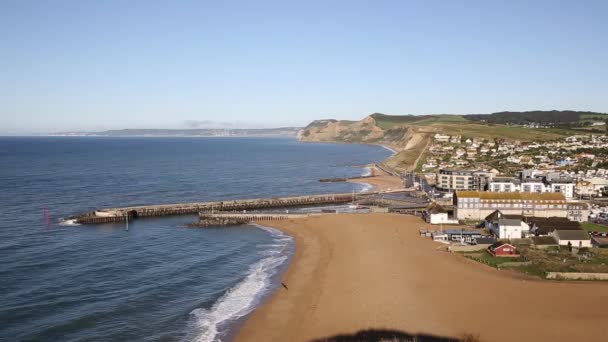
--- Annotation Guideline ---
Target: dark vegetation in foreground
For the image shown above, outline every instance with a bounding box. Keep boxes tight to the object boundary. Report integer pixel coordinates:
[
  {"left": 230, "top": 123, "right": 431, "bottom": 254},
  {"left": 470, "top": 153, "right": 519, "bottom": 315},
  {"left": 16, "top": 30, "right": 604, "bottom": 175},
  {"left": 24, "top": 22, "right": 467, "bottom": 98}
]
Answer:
[{"left": 310, "top": 328, "right": 480, "bottom": 342}]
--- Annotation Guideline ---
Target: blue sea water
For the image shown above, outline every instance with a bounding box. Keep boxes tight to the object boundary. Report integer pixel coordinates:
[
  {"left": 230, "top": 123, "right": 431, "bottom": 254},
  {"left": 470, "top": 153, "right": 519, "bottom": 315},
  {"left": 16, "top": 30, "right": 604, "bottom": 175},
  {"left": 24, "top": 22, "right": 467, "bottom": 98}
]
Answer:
[{"left": 0, "top": 137, "right": 391, "bottom": 342}]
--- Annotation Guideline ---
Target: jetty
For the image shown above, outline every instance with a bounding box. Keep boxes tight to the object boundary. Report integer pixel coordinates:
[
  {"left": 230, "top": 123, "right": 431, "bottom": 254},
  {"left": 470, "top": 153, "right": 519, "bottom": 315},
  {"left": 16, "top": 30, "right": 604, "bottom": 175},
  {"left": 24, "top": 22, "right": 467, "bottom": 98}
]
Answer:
[{"left": 74, "top": 192, "right": 372, "bottom": 224}]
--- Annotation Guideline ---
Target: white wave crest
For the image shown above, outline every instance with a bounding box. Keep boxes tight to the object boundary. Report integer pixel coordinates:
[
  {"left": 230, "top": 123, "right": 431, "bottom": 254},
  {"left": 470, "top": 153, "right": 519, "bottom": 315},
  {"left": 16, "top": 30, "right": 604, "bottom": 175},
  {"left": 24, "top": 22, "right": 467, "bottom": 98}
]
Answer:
[
  {"left": 361, "top": 167, "right": 372, "bottom": 177},
  {"left": 353, "top": 182, "right": 373, "bottom": 193},
  {"left": 188, "top": 226, "right": 292, "bottom": 342},
  {"left": 58, "top": 219, "right": 81, "bottom": 226}
]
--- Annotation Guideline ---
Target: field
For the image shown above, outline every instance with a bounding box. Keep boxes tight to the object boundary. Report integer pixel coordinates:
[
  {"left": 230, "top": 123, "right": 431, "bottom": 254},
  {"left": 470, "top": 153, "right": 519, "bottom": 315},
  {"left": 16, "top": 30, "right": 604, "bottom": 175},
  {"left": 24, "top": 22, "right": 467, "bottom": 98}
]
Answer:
[
  {"left": 582, "top": 222, "right": 608, "bottom": 233},
  {"left": 463, "top": 244, "right": 608, "bottom": 278}
]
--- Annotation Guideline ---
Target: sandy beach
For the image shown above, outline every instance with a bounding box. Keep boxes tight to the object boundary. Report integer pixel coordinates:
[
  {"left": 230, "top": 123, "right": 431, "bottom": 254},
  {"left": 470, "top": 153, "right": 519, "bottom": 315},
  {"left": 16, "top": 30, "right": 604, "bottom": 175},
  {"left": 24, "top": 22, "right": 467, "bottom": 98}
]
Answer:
[
  {"left": 236, "top": 214, "right": 608, "bottom": 342},
  {"left": 347, "top": 165, "right": 404, "bottom": 192}
]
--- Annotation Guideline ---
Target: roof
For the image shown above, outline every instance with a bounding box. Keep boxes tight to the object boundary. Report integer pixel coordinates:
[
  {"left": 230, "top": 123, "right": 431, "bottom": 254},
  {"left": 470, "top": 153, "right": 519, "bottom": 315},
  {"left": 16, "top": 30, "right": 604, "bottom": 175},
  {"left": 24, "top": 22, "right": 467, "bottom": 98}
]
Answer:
[
  {"left": 531, "top": 236, "right": 558, "bottom": 245},
  {"left": 525, "top": 217, "right": 581, "bottom": 234},
  {"left": 499, "top": 218, "right": 522, "bottom": 227},
  {"left": 444, "top": 229, "right": 482, "bottom": 235},
  {"left": 491, "top": 177, "right": 521, "bottom": 185},
  {"left": 427, "top": 202, "right": 448, "bottom": 214},
  {"left": 455, "top": 191, "right": 566, "bottom": 201},
  {"left": 485, "top": 210, "right": 502, "bottom": 222},
  {"left": 554, "top": 230, "right": 591, "bottom": 241},
  {"left": 474, "top": 237, "right": 497, "bottom": 244},
  {"left": 489, "top": 241, "right": 516, "bottom": 249},
  {"left": 592, "top": 236, "right": 608, "bottom": 247}
]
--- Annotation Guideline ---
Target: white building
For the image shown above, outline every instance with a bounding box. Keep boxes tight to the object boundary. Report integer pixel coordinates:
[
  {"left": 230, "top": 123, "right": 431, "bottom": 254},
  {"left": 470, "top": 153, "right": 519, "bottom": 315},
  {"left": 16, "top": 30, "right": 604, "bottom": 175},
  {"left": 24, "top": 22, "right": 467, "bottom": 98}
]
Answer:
[
  {"left": 548, "top": 182, "right": 575, "bottom": 199},
  {"left": 484, "top": 211, "right": 530, "bottom": 239},
  {"left": 488, "top": 178, "right": 521, "bottom": 192},
  {"left": 551, "top": 230, "right": 592, "bottom": 248}
]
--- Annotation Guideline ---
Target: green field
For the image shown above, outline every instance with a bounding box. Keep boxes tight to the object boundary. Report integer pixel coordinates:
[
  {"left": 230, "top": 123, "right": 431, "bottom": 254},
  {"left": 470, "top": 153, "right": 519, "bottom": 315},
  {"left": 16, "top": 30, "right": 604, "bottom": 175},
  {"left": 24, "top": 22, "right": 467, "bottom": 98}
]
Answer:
[{"left": 581, "top": 222, "right": 608, "bottom": 233}]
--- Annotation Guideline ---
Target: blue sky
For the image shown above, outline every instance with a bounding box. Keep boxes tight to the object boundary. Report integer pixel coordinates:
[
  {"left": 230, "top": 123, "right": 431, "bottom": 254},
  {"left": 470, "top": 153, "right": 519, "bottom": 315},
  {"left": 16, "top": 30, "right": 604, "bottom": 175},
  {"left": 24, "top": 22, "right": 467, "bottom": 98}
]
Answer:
[{"left": 1, "top": 0, "right": 607, "bottom": 134}]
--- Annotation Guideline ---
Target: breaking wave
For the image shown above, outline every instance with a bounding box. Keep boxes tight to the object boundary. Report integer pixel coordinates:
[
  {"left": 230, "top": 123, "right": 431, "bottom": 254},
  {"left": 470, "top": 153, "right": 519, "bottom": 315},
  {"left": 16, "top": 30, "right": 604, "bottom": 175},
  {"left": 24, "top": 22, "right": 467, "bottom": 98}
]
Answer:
[{"left": 187, "top": 226, "right": 292, "bottom": 342}]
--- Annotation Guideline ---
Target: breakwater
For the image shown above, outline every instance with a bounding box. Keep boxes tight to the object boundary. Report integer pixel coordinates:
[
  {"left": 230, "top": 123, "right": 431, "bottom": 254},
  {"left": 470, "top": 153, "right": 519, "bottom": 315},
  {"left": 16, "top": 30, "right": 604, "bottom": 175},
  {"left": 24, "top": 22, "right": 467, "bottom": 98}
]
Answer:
[{"left": 74, "top": 192, "right": 370, "bottom": 224}]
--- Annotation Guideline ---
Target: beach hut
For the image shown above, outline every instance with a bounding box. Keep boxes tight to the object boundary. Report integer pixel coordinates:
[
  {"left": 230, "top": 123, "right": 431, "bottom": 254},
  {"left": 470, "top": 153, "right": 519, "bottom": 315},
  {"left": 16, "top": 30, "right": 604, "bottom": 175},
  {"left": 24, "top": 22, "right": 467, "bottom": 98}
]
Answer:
[{"left": 488, "top": 241, "right": 519, "bottom": 257}]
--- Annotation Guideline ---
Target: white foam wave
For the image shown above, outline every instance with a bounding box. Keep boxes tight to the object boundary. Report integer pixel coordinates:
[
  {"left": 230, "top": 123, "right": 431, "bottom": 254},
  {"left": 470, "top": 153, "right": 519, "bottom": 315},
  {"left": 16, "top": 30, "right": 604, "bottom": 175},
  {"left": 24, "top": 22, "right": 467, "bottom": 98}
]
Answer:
[
  {"left": 361, "top": 167, "right": 372, "bottom": 177},
  {"left": 188, "top": 226, "right": 292, "bottom": 342},
  {"left": 381, "top": 145, "right": 397, "bottom": 155},
  {"left": 58, "top": 219, "right": 81, "bottom": 226},
  {"left": 352, "top": 182, "right": 373, "bottom": 193}
]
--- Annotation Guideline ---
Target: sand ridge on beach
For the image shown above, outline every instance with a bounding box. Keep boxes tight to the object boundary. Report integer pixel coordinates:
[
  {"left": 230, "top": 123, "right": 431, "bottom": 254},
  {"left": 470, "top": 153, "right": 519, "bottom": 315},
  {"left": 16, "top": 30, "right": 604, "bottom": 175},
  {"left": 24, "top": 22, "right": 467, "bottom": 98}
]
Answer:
[{"left": 236, "top": 213, "right": 608, "bottom": 342}]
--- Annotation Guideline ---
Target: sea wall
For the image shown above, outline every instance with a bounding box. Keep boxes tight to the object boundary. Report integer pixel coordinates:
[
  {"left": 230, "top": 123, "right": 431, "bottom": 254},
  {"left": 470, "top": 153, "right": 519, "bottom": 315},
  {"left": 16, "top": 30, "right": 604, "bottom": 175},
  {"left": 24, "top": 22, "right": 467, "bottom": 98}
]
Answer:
[{"left": 546, "top": 272, "right": 608, "bottom": 280}]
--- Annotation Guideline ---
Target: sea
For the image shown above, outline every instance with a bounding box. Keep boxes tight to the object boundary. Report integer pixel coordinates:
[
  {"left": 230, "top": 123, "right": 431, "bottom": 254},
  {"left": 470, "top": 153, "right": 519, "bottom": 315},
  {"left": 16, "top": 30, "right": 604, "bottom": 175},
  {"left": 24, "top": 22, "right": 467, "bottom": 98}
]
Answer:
[{"left": 0, "top": 136, "right": 392, "bottom": 342}]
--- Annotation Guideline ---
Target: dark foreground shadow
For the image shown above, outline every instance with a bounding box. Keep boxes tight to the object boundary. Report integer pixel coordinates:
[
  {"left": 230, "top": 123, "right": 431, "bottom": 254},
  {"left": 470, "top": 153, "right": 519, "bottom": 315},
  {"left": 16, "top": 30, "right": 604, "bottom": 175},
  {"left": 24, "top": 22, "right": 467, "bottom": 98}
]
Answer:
[{"left": 310, "top": 328, "right": 479, "bottom": 342}]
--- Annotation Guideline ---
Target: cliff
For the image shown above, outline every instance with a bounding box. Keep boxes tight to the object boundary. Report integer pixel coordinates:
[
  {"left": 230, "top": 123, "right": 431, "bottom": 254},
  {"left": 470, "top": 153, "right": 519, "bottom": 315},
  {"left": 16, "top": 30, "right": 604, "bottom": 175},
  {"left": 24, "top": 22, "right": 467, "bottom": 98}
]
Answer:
[{"left": 299, "top": 114, "right": 433, "bottom": 172}]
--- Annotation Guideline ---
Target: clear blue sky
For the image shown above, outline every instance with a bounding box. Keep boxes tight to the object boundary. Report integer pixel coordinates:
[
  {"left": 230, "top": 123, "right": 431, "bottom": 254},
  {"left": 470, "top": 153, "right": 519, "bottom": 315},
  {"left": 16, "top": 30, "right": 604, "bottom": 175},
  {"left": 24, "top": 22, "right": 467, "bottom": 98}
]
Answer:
[{"left": 1, "top": 0, "right": 607, "bottom": 134}]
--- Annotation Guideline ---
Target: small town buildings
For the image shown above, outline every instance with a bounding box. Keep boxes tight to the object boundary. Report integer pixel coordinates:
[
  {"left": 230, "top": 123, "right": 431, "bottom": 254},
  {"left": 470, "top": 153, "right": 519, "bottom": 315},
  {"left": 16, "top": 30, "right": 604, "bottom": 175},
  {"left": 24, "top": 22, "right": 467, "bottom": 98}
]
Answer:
[
  {"left": 525, "top": 217, "right": 582, "bottom": 236},
  {"left": 531, "top": 236, "right": 559, "bottom": 249},
  {"left": 496, "top": 218, "right": 526, "bottom": 239},
  {"left": 551, "top": 230, "right": 592, "bottom": 248},
  {"left": 436, "top": 169, "right": 496, "bottom": 192},
  {"left": 576, "top": 180, "right": 595, "bottom": 198},
  {"left": 444, "top": 229, "right": 483, "bottom": 243},
  {"left": 454, "top": 191, "right": 568, "bottom": 221},
  {"left": 424, "top": 202, "right": 458, "bottom": 225},
  {"left": 488, "top": 177, "right": 521, "bottom": 192},
  {"left": 484, "top": 210, "right": 530, "bottom": 239},
  {"left": 434, "top": 133, "right": 450, "bottom": 143},
  {"left": 488, "top": 242, "right": 519, "bottom": 257},
  {"left": 567, "top": 202, "right": 589, "bottom": 222},
  {"left": 472, "top": 237, "right": 497, "bottom": 245},
  {"left": 521, "top": 179, "right": 547, "bottom": 193},
  {"left": 431, "top": 231, "right": 448, "bottom": 242}
]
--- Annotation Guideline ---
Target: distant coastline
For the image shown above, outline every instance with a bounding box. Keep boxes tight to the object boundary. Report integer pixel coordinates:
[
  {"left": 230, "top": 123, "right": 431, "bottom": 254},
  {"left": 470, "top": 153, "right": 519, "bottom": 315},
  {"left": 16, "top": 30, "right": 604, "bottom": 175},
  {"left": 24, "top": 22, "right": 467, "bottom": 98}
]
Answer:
[{"left": 48, "top": 127, "right": 301, "bottom": 138}]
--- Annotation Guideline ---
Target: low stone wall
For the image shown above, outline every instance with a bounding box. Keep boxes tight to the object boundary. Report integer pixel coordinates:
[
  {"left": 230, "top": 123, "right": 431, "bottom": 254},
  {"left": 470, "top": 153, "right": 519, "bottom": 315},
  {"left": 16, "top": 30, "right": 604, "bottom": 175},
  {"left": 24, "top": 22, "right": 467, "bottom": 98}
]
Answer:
[
  {"left": 450, "top": 244, "right": 492, "bottom": 252},
  {"left": 497, "top": 261, "right": 532, "bottom": 268},
  {"left": 546, "top": 272, "right": 608, "bottom": 280}
]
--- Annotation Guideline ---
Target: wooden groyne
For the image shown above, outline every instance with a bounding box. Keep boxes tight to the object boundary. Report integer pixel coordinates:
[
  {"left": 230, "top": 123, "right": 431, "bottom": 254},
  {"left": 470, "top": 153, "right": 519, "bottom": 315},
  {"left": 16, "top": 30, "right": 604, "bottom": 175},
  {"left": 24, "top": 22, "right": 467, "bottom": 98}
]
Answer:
[
  {"left": 319, "top": 175, "right": 374, "bottom": 183},
  {"left": 74, "top": 192, "right": 369, "bottom": 224},
  {"left": 189, "top": 213, "right": 309, "bottom": 227}
]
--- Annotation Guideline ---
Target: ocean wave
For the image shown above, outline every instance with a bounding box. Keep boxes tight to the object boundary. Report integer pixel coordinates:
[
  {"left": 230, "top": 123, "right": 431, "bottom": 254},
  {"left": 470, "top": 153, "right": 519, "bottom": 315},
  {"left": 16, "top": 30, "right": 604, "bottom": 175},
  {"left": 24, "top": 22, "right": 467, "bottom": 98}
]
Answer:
[
  {"left": 354, "top": 182, "right": 374, "bottom": 193},
  {"left": 188, "top": 226, "right": 292, "bottom": 342},
  {"left": 58, "top": 219, "right": 81, "bottom": 226},
  {"left": 381, "top": 145, "right": 397, "bottom": 155},
  {"left": 361, "top": 167, "right": 372, "bottom": 177}
]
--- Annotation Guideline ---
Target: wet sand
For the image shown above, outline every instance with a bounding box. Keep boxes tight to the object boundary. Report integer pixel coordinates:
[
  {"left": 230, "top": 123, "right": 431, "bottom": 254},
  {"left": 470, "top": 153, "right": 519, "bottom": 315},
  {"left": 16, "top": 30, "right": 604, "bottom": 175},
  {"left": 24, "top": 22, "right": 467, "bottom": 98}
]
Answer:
[
  {"left": 347, "top": 165, "right": 404, "bottom": 191},
  {"left": 236, "top": 214, "right": 608, "bottom": 342}
]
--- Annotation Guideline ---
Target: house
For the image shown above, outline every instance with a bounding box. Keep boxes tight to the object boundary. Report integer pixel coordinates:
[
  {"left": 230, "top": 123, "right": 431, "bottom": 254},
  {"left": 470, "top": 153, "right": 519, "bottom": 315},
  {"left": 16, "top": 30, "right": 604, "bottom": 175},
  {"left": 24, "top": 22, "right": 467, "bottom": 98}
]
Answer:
[
  {"left": 472, "top": 237, "right": 497, "bottom": 245},
  {"left": 434, "top": 133, "right": 450, "bottom": 143},
  {"left": 551, "top": 230, "right": 592, "bottom": 248},
  {"left": 591, "top": 235, "right": 608, "bottom": 248},
  {"left": 444, "top": 229, "right": 483, "bottom": 244},
  {"left": 530, "top": 236, "right": 559, "bottom": 249},
  {"left": 496, "top": 218, "right": 526, "bottom": 239},
  {"left": 525, "top": 217, "right": 582, "bottom": 236},
  {"left": 566, "top": 202, "right": 589, "bottom": 222},
  {"left": 431, "top": 231, "right": 449, "bottom": 242},
  {"left": 488, "top": 177, "right": 521, "bottom": 192},
  {"left": 425, "top": 202, "right": 458, "bottom": 224},
  {"left": 576, "top": 180, "right": 595, "bottom": 198},
  {"left": 488, "top": 241, "right": 519, "bottom": 257}
]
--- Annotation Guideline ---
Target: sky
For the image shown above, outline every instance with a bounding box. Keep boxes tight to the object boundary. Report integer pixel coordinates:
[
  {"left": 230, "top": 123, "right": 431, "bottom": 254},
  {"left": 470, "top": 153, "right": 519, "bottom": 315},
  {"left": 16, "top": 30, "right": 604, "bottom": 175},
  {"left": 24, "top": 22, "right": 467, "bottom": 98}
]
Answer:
[{"left": 1, "top": 0, "right": 607, "bottom": 135}]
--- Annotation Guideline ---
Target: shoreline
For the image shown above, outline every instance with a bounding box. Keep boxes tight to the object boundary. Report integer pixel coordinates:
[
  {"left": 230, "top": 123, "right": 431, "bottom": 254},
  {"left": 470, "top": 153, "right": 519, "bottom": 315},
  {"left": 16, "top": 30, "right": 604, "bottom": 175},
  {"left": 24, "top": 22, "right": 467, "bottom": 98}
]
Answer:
[
  {"left": 220, "top": 224, "right": 296, "bottom": 342},
  {"left": 235, "top": 214, "right": 608, "bottom": 342}
]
